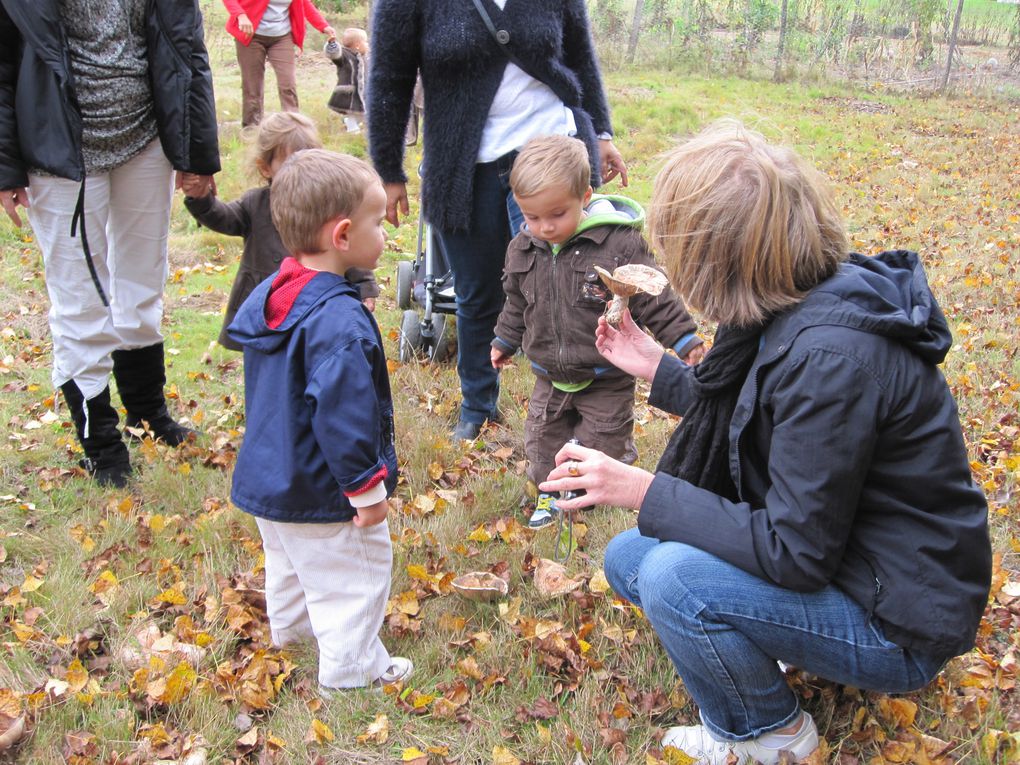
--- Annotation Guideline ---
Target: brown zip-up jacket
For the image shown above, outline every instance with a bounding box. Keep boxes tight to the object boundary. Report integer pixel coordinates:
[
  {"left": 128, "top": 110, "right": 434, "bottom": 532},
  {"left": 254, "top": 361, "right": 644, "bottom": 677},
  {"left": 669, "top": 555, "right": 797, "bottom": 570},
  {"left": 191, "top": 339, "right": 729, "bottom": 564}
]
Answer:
[{"left": 493, "top": 223, "right": 700, "bottom": 385}]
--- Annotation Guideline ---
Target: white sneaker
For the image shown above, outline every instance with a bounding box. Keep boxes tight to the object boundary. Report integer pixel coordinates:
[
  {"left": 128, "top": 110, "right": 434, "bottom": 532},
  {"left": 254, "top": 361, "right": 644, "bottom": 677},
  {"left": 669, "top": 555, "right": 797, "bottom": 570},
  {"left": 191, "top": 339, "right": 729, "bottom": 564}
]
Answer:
[
  {"left": 662, "top": 712, "right": 819, "bottom": 764},
  {"left": 319, "top": 657, "right": 414, "bottom": 696},
  {"left": 372, "top": 656, "right": 413, "bottom": 688}
]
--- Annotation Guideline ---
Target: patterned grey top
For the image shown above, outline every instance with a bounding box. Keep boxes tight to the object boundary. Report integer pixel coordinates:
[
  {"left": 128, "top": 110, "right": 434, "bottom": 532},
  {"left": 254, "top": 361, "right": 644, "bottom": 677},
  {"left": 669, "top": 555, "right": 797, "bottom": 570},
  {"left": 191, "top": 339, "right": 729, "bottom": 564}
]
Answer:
[{"left": 58, "top": 0, "right": 158, "bottom": 174}]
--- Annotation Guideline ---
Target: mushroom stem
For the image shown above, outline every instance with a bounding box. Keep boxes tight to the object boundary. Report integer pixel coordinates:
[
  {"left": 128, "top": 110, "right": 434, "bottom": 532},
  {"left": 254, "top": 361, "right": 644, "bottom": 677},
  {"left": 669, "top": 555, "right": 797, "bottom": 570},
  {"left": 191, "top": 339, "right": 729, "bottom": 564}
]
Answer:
[{"left": 605, "top": 295, "right": 630, "bottom": 327}]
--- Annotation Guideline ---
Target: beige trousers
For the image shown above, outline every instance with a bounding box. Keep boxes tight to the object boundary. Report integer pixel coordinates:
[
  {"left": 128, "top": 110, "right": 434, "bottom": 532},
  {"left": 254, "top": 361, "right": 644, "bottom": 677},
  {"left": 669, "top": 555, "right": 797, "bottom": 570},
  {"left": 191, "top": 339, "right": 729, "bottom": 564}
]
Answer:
[{"left": 254, "top": 517, "right": 394, "bottom": 688}]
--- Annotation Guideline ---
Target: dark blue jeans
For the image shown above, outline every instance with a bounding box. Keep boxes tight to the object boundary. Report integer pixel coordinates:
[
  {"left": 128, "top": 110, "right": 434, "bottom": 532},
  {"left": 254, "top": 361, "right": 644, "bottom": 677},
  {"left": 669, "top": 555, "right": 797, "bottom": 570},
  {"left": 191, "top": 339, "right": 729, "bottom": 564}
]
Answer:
[
  {"left": 604, "top": 529, "right": 947, "bottom": 741},
  {"left": 434, "top": 153, "right": 522, "bottom": 426}
]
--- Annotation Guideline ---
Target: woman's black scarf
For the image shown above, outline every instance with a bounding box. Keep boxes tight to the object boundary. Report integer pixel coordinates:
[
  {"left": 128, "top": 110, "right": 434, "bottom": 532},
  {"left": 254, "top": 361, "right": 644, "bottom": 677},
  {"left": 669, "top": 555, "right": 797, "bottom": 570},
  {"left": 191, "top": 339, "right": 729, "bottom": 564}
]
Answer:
[{"left": 654, "top": 322, "right": 768, "bottom": 502}]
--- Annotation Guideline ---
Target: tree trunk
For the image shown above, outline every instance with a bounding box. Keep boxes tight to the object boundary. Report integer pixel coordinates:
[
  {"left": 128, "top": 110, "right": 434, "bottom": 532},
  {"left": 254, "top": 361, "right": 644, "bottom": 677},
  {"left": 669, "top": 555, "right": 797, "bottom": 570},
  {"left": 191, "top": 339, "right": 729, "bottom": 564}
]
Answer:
[
  {"left": 627, "top": 0, "right": 646, "bottom": 64},
  {"left": 940, "top": 0, "right": 964, "bottom": 93},
  {"left": 773, "top": 0, "right": 790, "bottom": 81}
]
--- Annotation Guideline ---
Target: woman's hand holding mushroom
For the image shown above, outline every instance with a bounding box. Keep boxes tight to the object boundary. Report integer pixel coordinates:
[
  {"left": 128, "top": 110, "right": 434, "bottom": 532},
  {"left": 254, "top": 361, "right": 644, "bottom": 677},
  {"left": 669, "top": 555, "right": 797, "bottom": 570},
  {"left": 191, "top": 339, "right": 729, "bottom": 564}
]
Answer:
[
  {"left": 594, "top": 264, "right": 668, "bottom": 326},
  {"left": 595, "top": 310, "right": 666, "bottom": 382}
]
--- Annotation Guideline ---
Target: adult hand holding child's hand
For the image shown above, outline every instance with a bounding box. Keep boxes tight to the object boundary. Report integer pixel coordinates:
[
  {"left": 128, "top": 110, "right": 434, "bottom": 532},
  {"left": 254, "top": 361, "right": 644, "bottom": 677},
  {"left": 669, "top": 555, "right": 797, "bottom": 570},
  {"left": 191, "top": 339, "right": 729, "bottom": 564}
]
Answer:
[
  {"left": 353, "top": 499, "right": 389, "bottom": 528},
  {"left": 177, "top": 173, "right": 215, "bottom": 198}
]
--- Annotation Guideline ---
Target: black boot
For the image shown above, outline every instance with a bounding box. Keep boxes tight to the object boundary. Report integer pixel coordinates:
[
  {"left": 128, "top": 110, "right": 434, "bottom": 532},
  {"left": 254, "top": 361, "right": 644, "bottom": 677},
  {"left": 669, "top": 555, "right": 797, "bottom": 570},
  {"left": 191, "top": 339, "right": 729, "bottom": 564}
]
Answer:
[
  {"left": 61, "top": 382, "right": 132, "bottom": 488},
  {"left": 112, "top": 342, "right": 197, "bottom": 446}
]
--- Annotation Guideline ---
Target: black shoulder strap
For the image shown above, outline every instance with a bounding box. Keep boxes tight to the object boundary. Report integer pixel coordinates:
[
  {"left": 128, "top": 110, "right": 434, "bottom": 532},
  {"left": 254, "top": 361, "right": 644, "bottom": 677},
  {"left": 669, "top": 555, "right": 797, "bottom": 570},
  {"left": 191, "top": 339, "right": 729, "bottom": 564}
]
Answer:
[{"left": 468, "top": 0, "right": 576, "bottom": 107}]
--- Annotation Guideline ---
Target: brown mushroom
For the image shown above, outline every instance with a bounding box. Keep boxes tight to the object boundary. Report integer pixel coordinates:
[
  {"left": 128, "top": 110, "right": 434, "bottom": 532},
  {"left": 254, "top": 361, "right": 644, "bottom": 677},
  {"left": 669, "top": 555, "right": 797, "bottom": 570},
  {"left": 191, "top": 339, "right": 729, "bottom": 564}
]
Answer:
[{"left": 594, "top": 264, "right": 669, "bottom": 326}]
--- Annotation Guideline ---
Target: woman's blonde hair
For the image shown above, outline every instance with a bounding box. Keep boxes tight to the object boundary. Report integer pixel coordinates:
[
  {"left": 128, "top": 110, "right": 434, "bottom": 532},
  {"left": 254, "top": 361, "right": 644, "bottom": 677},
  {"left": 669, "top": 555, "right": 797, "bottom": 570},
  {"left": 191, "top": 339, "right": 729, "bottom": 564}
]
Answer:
[
  {"left": 251, "top": 112, "right": 322, "bottom": 180},
  {"left": 510, "top": 134, "right": 591, "bottom": 200},
  {"left": 649, "top": 120, "right": 848, "bottom": 326},
  {"left": 270, "top": 149, "right": 380, "bottom": 254}
]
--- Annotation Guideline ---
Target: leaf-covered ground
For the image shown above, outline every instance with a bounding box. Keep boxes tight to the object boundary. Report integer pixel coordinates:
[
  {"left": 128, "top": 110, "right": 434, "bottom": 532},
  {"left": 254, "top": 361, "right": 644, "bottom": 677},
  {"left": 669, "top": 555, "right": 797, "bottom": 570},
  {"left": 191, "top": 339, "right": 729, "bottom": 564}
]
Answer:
[{"left": 0, "top": 7, "right": 1018, "bottom": 764}]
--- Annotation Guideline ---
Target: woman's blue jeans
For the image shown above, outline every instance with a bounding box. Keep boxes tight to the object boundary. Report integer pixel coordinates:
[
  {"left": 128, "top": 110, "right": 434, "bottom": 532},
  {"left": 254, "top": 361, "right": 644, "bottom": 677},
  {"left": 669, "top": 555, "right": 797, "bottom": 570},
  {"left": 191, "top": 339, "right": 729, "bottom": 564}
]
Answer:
[
  {"left": 434, "top": 153, "right": 522, "bottom": 426},
  {"left": 603, "top": 528, "right": 946, "bottom": 742}
]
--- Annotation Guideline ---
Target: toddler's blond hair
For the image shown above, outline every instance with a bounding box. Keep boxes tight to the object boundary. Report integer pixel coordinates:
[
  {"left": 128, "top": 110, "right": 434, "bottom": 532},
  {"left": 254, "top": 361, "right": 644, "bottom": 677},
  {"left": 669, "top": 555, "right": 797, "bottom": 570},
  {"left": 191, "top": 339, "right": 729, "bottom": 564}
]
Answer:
[
  {"left": 270, "top": 149, "right": 380, "bottom": 255},
  {"left": 342, "top": 27, "right": 368, "bottom": 53},
  {"left": 650, "top": 120, "right": 848, "bottom": 326},
  {"left": 510, "top": 134, "right": 591, "bottom": 200},
  {"left": 251, "top": 112, "right": 322, "bottom": 181}
]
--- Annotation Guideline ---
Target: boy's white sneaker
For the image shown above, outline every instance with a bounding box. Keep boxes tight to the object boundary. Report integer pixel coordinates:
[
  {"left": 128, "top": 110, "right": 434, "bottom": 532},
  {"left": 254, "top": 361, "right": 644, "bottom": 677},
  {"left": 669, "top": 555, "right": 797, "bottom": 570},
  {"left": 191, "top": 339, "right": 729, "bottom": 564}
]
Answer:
[
  {"left": 661, "top": 711, "right": 819, "bottom": 764},
  {"left": 372, "top": 656, "right": 413, "bottom": 688},
  {"left": 319, "top": 657, "right": 414, "bottom": 697}
]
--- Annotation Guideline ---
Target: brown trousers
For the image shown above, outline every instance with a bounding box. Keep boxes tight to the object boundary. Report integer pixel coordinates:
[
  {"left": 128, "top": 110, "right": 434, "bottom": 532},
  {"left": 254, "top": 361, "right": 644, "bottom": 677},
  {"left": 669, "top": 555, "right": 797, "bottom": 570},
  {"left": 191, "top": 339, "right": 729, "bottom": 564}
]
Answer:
[
  {"left": 524, "top": 374, "right": 639, "bottom": 486},
  {"left": 236, "top": 33, "right": 298, "bottom": 127}
]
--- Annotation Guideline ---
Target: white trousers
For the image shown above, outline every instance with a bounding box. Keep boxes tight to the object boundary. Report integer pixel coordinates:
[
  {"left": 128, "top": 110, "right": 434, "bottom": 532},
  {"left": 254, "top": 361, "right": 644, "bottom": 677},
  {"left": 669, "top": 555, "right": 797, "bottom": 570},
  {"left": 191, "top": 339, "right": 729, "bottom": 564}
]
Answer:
[
  {"left": 254, "top": 517, "right": 394, "bottom": 688},
  {"left": 27, "top": 140, "right": 174, "bottom": 400}
]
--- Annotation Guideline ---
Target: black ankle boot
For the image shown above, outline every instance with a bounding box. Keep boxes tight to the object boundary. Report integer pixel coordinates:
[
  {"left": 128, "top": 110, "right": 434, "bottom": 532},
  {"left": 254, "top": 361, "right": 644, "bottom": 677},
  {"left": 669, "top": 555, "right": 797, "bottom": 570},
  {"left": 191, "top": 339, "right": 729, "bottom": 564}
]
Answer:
[
  {"left": 60, "top": 382, "right": 132, "bottom": 488},
  {"left": 111, "top": 342, "right": 196, "bottom": 446}
]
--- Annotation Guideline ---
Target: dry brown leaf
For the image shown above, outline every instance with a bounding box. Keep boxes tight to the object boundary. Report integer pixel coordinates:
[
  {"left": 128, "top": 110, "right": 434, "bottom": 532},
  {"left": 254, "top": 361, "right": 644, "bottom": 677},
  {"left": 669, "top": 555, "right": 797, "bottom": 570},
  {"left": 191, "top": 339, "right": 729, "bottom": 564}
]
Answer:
[
  {"left": 533, "top": 558, "right": 584, "bottom": 598},
  {"left": 356, "top": 713, "right": 389, "bottom": 744}
]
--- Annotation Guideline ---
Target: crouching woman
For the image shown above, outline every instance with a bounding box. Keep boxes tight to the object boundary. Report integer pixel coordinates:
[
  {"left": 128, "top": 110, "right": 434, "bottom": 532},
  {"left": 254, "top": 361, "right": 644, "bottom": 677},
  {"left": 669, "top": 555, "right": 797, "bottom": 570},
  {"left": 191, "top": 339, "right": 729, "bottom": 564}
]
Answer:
[{"left": 540, "top": 121, "right": 992, "bottom": 764}]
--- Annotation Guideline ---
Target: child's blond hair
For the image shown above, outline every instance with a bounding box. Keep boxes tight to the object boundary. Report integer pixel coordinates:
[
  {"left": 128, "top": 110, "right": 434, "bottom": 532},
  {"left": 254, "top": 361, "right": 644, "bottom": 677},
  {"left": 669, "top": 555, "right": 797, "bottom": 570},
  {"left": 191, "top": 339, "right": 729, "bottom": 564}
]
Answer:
[
  {"left": 251, "top": 112, "right": 322, "bottom": 181},
  {"left": 510, "top": 135, "right": 591, "bottom": 200},
  {"left": 270, "top": 149, "right": 380, "bottom": 254},
  {"left": 341, "top": 27, "right": 368, "bottom": 53},
  {"left": 650, "top": 120, "right": 848, "bottom": 326}
]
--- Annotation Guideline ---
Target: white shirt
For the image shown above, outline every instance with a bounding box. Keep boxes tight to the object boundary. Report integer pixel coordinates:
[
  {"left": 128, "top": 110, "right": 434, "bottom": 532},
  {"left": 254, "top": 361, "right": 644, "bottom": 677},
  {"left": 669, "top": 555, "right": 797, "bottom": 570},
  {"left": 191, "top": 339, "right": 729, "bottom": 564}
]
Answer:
[
  {"left": 476, "top": 0, "right": 575, "bottom": 162},
  {"left": 257, "top": 0, "right": 292, "bottom": 37}
]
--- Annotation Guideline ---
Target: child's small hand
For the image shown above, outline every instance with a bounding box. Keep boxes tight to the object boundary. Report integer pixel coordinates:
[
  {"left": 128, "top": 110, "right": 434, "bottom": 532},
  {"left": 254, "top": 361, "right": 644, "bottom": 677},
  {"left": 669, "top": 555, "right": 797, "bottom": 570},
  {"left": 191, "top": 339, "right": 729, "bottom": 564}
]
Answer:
[
  {"left": 353, "top": 499, "right": 388, "bottom": 528},
  {"left": 362, "top": 297, "right": 376, "bottom": 313},
  {"left": 490, "top": 347, "right": 512, "bottom": 369},
  {"left": 180, "top": 173, "right": 214, "bottom": 198},
  {"left": 681, "top": 343, "right": 706, "bottom": 366}
]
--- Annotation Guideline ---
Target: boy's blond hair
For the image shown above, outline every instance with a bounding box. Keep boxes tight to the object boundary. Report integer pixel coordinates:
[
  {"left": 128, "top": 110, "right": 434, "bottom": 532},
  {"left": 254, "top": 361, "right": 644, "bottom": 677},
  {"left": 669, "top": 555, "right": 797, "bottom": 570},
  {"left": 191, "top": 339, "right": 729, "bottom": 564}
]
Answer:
[
  {"left": 650, "top": 120, "right": 848, "bottom": 326},
  {"left": 270, "top": 149, "right": 380, "bottom": 255},
  {"left": 251, "top": 112, "right": 322, "bottom": 180},
  {"left": 510, "top": 134, "right": 591, "bottom": 200}
]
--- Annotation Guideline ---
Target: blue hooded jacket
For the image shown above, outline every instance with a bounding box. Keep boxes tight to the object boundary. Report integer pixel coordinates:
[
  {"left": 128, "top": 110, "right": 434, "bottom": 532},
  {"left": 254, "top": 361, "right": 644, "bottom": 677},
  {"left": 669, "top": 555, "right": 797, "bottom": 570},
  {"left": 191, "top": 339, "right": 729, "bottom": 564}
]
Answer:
[
  {"left": 638, "top": 251, "right": 991, "bottom": 657},
  {"left": 228, "top": 267, "right": 398, "bottom": 523}
]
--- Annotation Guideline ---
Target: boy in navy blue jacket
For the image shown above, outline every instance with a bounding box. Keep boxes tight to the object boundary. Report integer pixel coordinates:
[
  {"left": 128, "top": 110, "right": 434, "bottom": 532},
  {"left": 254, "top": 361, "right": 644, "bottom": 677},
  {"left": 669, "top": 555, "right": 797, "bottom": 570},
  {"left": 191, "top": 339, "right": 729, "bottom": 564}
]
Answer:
[{"left": 228, "top": 148, "right": 412, "bottom": 690}]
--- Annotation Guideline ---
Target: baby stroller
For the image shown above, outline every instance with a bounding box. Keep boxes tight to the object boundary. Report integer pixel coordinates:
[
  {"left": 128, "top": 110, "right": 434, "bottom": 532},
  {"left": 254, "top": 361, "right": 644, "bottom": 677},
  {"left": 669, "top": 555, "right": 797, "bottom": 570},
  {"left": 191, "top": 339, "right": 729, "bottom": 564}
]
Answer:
[{"left": 396, "top": 211, "right": 456, "bottom": 363}]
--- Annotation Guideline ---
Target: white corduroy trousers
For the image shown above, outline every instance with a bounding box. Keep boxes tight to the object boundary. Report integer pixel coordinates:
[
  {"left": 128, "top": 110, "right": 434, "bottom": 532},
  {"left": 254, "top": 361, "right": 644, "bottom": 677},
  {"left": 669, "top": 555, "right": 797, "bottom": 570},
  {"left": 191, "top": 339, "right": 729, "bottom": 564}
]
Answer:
[
  {"left": 27, "top": 140, "right": 173, "bottom": 400},
  {"left": 255, "top": 517, "right": 394, "bottom": 688}
]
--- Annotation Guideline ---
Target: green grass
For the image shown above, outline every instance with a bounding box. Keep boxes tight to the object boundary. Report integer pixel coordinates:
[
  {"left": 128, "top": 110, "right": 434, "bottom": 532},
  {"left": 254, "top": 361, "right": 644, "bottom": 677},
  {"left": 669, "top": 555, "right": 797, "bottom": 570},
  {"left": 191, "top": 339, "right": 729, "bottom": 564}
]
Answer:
[{"left": 1, "top": 3, "right": 1019, "bottom": 763}]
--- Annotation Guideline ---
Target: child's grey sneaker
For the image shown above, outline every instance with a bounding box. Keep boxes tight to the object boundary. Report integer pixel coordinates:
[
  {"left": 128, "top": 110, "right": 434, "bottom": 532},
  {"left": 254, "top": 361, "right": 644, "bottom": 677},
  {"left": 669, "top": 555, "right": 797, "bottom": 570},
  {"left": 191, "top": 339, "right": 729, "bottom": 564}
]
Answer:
[
  {"left": 528, "top": 492, "right": 560, "bottom": 529},
  {"left": 661, "top": 711, "right": 818, "bottom": 764}
]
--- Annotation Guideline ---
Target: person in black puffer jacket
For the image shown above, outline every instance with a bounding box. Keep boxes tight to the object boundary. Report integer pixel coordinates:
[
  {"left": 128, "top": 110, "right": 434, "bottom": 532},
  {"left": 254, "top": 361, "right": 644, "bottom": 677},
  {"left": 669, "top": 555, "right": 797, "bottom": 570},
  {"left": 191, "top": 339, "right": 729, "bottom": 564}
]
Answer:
[
  {"left": 0, "top": 0, "right": 221, "bottom": 487},
  {"left": 540, "top": 120, "right": 991, "bottom": 765}
]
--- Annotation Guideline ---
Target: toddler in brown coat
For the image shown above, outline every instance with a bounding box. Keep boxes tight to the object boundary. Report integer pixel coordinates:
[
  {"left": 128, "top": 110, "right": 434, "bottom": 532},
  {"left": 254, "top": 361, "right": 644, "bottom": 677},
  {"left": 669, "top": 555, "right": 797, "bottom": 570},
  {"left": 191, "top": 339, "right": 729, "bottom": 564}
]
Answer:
[{"left": 491, "top": 134, "right": 703, "bottom": 527}]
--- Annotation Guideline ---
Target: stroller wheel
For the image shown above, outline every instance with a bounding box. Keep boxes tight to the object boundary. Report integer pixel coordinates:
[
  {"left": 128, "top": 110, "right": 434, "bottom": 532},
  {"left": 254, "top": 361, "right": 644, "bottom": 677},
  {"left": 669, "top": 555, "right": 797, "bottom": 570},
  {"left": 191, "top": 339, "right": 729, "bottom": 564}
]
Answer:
[
  {"left": 396, "top": 260, "right": 414, "bottom": 310},
  {"left": 398, "top": 309, "right": 422, "bottom": 363},
  {"left": 426, "top": 313, "right": 450, "bottom": 363}
]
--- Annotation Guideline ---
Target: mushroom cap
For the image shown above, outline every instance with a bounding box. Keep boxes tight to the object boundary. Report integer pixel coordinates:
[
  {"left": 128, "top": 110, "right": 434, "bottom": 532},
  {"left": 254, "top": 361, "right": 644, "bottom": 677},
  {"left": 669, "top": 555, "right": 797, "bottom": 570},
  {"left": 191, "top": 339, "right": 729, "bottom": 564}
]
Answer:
[{"left": 594, "top": 264, "right": 669, "bottom": 297}]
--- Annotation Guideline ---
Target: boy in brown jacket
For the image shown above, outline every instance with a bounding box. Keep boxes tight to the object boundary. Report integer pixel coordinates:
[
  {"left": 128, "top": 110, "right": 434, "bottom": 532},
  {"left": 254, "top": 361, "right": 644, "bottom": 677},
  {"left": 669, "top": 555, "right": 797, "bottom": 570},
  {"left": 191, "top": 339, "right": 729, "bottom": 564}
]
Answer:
[{"left": 491, "top": 135, "right": 703, "bottom": 527}]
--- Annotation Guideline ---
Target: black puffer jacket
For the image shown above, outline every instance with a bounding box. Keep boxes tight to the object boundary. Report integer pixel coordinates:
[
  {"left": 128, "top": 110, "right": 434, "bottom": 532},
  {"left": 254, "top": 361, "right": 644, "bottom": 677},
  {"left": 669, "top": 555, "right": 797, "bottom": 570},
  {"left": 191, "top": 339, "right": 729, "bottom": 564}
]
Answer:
[
  {"left": 0, "top": 0, "right": 220, "bottom": 190},
  {"left": 638, "top": 251, "right": 991, "bottom": 658}
]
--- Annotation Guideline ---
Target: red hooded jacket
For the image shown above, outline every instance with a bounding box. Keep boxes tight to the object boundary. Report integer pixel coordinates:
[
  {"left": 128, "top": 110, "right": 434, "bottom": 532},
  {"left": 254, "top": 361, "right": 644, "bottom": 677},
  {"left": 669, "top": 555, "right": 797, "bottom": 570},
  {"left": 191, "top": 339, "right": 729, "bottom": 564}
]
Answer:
[{"left": 222, "top": 0, "right": 329, "bottom": 49}]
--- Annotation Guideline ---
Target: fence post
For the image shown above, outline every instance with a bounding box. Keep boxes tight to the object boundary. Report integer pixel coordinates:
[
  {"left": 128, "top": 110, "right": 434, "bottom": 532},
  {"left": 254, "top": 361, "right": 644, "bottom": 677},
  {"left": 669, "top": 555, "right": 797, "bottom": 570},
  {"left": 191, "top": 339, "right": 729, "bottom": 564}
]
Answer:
[
  {"left": 940, "top": 0, "right": 964, "bottom": 93},
  {"left": 774, "top": 0, "right": 790, "bottom": 81},
  {"left": 627, "top": 0, "right": 646, "bottom": 64}
]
